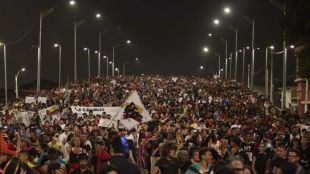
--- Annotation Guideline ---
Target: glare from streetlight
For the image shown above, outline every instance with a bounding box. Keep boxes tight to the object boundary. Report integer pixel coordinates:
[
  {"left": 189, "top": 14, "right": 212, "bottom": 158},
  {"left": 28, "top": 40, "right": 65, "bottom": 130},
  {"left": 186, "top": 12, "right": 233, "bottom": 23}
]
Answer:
[
  {"left": 256, "top": 48, "right": 260, "bottom": 50},
  {"left": 203, "top": 47, "right": 209, "bottom": 53},
  {"left": 109, "top": 61, "right": 112, "bottom": 64},
  {"left": 83, "top": 47, "right": 88, "bottom": 51},
  {"left": 246, "top": 46, "right": 250, "bottom": 50},
  {"left": 239, "top": 50, "right": 242, "bottom": 53},
  {"left": 69, "top": 0, "right": 76, "bottom": 6},
  {"left": 94, "top": 50, "right": 98, "bottom": 54},
  {"left": 213, "top": 19, "right": 220, "bottom": 25},
  {"left": 95, "top": 13, "right": 101, "bottom": 18},
  {"left": 54, "top": 43, "right": 59, "bottom": 47},
  {"left": 270, "top": 45, "right": 275, "bottom": 50},
  {"left": 224, "top": 7, "right": 231, "bottom": 14},
  {"left": 126, "top": 40, "right": 131, "bottom": 44},
  {"left": 208, "top": 33, "right": 212, "bottom": 37},
  {"left": 290, "top": 45, "right": 295, "bottom": 49},
  {"left": 135, "top": 58, "right": 139, "bottom": 61},
  {"left": 115, "top": 68, "right": 119, "bottom": 71},
  {"left": 103, "top": 56, "right": 107, "bottom": 59},
  {"left": 21, "top": 68, "right": 26, "bottom": 72},
  {"left": 200, "top": 66, "right": 204, "bottom": 70}
]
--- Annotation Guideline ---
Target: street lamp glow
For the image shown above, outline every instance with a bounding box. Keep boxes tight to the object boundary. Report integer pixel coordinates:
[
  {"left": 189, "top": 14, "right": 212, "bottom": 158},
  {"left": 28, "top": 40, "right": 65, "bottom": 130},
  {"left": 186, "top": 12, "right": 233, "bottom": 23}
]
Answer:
[
  {"left": 54, "top": 43, "right": 59, "bottom": 47},
  {"left": 94, "top": 50, "right": 98, "bottom": 54},
  {"left": 213, "top": 19, "right": 220, "bottom": 25},
  {"left": 239, "top": 50, "right": 242, "bottom": 53},
  {"left": 270, "top": 45, "right": 275, "bottom": 50},
  {"left": 109, "top": 61, "right": 112, "bottom": 64},
  {"left": 115, "top": 68, "right": 119, "bottom": 71},
  {"left": 126, "top": 40, "right": 131, "bottom": 44},
  {"left": 203, "top": 47, "right": 209, "bottom": 53},
  {"left": 103, "top": 56, "right": 107, "bottom": 59},
  {"left": 83, "top": 47, "right": 88, "bottom": 51},
  {"left": 224, "top": 7, "right": 231, "bottom": 14},
  {"left": 95, "top": 13, "right": 101, "bottom": 18},
  {"left": 21, "top": 68, "right": 26, "bottom": 72},
  {"left": 200, "top": 66, "right": 204, "bottom": 70},
  {"left": 256, "top": 47, "right": 260, "bottom": 50},
  {"left": 135, "top": 58, "right": 139, "bottom": 61},
  {"left": 290, "top": 45, "right": 295, "bottom": 49},
  {"left": 246, "top": 46, "right": 250, "bottom": 50},
  {"left": 208, "top": 33, "right": 212, "bottom": 37},
  {"left": 69, "top": 0, "right": 76, "bottom": 6}
]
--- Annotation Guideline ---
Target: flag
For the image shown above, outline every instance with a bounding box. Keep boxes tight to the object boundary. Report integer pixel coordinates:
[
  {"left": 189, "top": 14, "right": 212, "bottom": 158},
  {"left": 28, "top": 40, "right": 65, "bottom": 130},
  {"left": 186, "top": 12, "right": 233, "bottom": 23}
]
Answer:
[
  {"left": 115, "top": 91, "right": 151, "bottom": 129},
  {"left": 0, "top": 132, "right": 16, "bottom": 156}
]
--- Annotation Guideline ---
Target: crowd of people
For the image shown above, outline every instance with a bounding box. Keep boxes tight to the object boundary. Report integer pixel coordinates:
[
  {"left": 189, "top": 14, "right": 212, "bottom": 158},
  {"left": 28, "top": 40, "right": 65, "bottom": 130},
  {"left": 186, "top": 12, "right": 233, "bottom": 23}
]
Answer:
[{"left": 0, "top": 75, "right": 310, "bottom": 174}]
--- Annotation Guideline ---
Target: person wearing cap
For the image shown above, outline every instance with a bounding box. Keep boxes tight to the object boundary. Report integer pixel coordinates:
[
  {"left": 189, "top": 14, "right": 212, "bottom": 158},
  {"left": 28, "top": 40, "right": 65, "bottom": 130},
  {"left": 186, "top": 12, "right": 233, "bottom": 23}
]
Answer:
[{"left": 71, "top": 153, "right": 93, "bottom": 174}]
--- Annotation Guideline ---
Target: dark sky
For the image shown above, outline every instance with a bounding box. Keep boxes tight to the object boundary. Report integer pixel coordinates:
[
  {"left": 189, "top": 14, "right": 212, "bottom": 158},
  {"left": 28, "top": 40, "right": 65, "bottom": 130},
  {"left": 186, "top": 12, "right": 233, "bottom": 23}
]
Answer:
[{"left": 0, "top": 0, "right": 295, "bottom": 88}]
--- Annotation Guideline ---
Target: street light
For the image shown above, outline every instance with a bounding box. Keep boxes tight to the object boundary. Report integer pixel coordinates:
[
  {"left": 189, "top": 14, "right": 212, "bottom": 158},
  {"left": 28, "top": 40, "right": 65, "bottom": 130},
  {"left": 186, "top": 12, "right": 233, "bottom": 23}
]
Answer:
[
  {"left": 213, "top": 19, "right": 220, "bottom": 25},
  {"left": 83, "top": 47, "right": 91, "bottom": 79},
  {"left": 74, "top": 20, "right": 85, "bottom": 82},
  {"left": 95, "top": 13, "right": 101, "bottom": 19},
  {"left": 69, "top": 0, "right": 76, "bottom": 6},
  {"left": 0, "top": 42, "right": 8, "bottom": 106},
  {"left": 15, "top": 67, "right": 26, "bottom": 99},
  {"left": 290, "top": 45, "right": 295, "bottom": 49},
  {"left": 135, "top": 58, "right": 139, "bottom": 61},
  {"left": 112, "top": 40, "right": 131, "bottom": 77},
  {"left": 103, "top": 56, "right": 109, "bottom": 78},
  {"left": 224, "top": 7, "right": 231, "bottom": 14},
  {"left": 94, "top": 50, "right": 98, "bottom": 54},
  {"left": 115, "top": 68, "right": 120, "bottom": 76},
  {"left": 203, "top": 47, "right": 209, "bottom": 53},
  {"left": 208, "top": 33, "right": 212, "bottom": 37},
  {"left": 37, "top": 8, "right": 54, "bottom": 94},
  {"left": 54, "top": 43, "right": 62, "bottom": 88},
  {"left": 200, "top": 66, "right": 204, "bottom": 70}
]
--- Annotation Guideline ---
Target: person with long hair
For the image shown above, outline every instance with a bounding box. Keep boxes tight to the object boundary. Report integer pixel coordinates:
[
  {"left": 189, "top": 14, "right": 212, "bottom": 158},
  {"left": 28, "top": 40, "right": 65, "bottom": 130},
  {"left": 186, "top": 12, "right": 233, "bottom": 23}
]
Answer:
[
  {"left": 69, "top": 136, "right": 87, "bottom": 171},
  {"left": 154, "top": 142, "right": 181, "bottom": 174}
]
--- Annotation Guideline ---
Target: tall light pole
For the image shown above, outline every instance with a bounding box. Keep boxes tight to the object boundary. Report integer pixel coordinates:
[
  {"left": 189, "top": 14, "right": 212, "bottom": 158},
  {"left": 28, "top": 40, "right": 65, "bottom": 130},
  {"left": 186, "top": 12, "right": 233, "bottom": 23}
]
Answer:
[
  {"left": 37, "top": 8, "right": 53, "bottom": 95},
  {"left": 229, "top": 53, "right": 232, "bottom": 79},
  {"left": 103, "top": 56, "right": 109, "bottom": 78},
  {"left": 98, "top": 32, "right": 101, "bottom": 77},
  {"left": 251, "top": 20, "right": 255, "bottom": 90},
  {"left": 15, "top": 68, "right": 26, "bottom": 99},
  {"left": 83, "top": 48, "right": 91, "bottom": 79},
  {"left": 269, "top": 45, "right": 275, "bottom": 103},
  {"left": 0, "top": 43, "right": 8, "bottom": 106},
  {"left": 214, "top": 53, "right": 221, "bottom": 77},
  {"left": 241, "top": 46, "right": 250, "bottom": 83},
  {"left": 74, "top": 20, "right": 84, "bottom": 82},
  {"left": 265, "top": 47, "right": 269, "bottom": 98},
  {"left": 54, "top": 44, "right": 62, "bottom": 88},
  {"left": 112, "top": 40, "right": 131, "bottom": 77},
  {"left": 123, "top": 57, "right": 139, "bottom": 76}
]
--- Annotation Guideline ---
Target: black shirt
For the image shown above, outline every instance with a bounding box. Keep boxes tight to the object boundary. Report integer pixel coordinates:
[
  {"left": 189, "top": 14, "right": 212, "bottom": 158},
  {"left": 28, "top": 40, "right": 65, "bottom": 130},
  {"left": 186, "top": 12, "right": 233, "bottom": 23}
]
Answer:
[
  {"left": 156, "top": 157, "right": 180, "bottom": 174},
  {"left": 71, "top": 168, "right": 94, "bottom": 174},
  {"left": 102, "top": 155, "right": 140, "bottom": 174}
]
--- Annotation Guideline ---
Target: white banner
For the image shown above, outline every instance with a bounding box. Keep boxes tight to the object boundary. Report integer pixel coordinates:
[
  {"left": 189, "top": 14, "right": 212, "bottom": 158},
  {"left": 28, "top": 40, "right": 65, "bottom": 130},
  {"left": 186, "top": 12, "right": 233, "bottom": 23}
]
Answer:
[
  {"left": 38, "top": 97, "right": 47, "bottom": 104},
  {"left": 70, "top": 106, "right": 121, "bottom": 116},
  {"left": 15, "top": 111, "right": 35, "bottom": 126},
  {"left": 98, "top": 118, "right": 117, "bottom": 128},
  {"left": 38, "top": 105, "right": 60, "bottom": 123},
  {"left": 25, "top": 97, "right": 36, "bottom": 104}
]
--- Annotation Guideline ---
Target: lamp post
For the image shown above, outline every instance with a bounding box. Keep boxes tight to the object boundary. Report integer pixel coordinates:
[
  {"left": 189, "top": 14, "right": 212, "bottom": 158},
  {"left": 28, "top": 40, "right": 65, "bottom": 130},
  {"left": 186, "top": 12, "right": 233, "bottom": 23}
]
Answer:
[
  {"left": 37, "top": 8, "right": 53, "bottom": 95},
  {"left": 123, "top": 57, "right": 139, "bottom": 76},
  {"left": 15, "top": 68, "right": 26, "bottom": 99},
  {"left": 214, "top": 53, "right": 221, "bottom": 77},
  {"left": 229, "top": 53, "right": 232, "bottom": 79},
  {"left": 213, "top": 19, "right": 238, "bottom": 81},
  {"left": 115, "top": 68, "right": 120, "bottom": 76},
  {"left": 0, "top": 42, "right": 8, "bottom": 106},
  {"left": 103, "top": 56, "right": 109, "bottom": 78},
  {"left": 83, "top": 48, "right": 91, "bottom": 79},
  {"left": 54, "top": 44, "right": 62, "bottom": 88},
  {"left": 74, "top": 20, "right": 85, "bottom": 82},
  {"left": 112, "top": 40, "right": 131, "bottom": 77},
  {"left": 269, "top": 45, "right": 275, "bottom": 103}
]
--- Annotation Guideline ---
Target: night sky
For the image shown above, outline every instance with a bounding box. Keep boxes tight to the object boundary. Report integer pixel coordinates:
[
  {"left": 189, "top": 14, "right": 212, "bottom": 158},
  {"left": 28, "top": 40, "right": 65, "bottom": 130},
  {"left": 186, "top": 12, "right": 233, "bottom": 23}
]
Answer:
[{"left": 0, "top": 0, "right": 295, "bottom": 88}]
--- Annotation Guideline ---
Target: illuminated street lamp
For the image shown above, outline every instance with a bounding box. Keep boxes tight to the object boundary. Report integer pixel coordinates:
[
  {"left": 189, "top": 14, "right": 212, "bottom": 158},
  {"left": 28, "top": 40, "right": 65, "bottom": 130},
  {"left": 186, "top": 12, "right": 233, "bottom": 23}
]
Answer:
[
  {"left": 115, "top": 68, "right": 120, "bottom": 76},
  {"left": 69, "top": 0, "right": 76, "bottom": 6},
  {"left": 95, "top": 13, "right": 101, "bottom": 18},
  {"left": 203, "top": 47, "right": 209, "bottom": 53},
  {"left": 83, "top": 47, "right": 91, "bottom": 79},
  {"left": 224, "top": 7, "right": 231, "bottom": 14},
  {"left": 54, "top": 43, "right": 62, "bottom": 87},
  {"left": 15, "top": 68, "right": 26, "bottom": 99},
  {"left": 213, "top": 19, "right": 220, "bottom": 25},
  {"left": 112, "top": 40, "right": 131, "bottom": 76}
]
